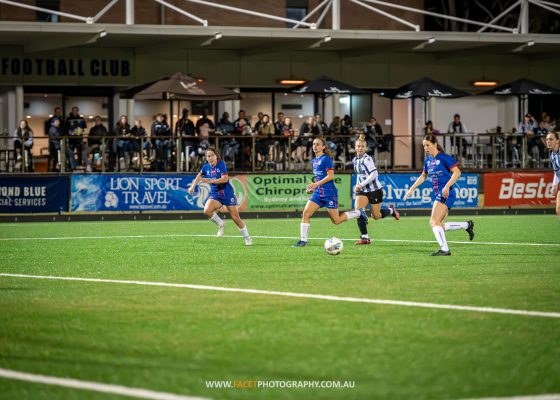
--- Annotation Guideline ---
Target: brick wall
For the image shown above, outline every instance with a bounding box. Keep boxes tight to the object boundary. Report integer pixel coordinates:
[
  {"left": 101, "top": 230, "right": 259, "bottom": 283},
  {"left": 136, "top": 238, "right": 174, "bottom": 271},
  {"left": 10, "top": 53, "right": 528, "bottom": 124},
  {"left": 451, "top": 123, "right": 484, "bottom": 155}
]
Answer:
[{"left": 1, "top": 0, "right": 424, "bottom": 30}]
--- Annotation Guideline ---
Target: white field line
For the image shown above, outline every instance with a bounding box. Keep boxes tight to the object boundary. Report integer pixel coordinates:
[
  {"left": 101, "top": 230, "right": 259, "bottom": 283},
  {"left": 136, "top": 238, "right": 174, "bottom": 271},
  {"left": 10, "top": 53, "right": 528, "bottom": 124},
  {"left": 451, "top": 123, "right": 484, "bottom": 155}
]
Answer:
[
  {"left": 462, "top": 395, "right": 560, "bottom": 400},
  {"left": 0, "top": 233, "right": 558, "bottom": 247},
  {"left": 0, "top": 368, "right": 209, "bottom": 400},
  {"left": 1, "top": 273, "right": 560, "bottom": 319}
]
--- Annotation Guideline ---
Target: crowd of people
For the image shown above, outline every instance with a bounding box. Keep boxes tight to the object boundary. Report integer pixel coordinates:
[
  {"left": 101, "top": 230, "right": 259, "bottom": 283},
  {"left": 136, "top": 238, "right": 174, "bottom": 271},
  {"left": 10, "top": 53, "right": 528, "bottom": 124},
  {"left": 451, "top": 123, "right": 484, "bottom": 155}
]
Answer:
[{"left": 32, "top": 107, "right": 393, "bottom": 173}]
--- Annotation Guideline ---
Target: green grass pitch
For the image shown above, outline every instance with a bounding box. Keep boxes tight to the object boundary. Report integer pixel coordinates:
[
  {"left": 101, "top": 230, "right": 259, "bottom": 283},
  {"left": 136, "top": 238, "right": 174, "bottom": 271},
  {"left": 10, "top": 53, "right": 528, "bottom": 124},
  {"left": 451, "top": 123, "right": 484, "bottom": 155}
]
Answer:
[{"left": 0, "top": 215, "right": 559, "bottom": 400}]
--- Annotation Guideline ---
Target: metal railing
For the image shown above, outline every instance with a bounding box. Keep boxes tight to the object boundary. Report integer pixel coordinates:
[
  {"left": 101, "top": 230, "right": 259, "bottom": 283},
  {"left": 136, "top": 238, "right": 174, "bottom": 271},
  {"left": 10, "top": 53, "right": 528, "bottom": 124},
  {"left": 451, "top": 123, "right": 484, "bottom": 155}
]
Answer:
[{"left": 0, "top": 132, "right": 551, "bottom": 174}]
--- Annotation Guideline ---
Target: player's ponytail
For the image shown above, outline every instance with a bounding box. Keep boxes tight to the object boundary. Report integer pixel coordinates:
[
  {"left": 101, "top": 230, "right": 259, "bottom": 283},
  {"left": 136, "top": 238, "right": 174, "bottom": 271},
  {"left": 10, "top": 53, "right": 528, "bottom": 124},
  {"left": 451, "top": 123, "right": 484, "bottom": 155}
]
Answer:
[
  {"left": 424, "top": 134, "right": 444, "bottom": 153},
  {"left": 315, "top": 136, "right": 334, "bottom": 158}
]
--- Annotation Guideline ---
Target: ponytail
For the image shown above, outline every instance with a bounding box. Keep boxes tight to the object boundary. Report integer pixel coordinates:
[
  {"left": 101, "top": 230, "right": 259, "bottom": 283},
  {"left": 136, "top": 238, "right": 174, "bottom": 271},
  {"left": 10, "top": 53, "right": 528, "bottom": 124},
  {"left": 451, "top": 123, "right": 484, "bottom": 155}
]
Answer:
[
  {"left": 424, "top": 134, "right": 444, "bottom": 153},
  {"left": 315, "top": 136, "right": 333, "bottom": 158}
]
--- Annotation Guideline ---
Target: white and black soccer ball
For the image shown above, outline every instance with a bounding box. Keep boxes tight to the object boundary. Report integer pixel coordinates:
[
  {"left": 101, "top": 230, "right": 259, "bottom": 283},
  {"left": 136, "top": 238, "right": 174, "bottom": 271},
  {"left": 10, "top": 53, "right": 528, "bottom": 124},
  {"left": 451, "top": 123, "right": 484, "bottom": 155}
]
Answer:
[{"left": 324, "top": 237, "right": 343, "bottom": 256}]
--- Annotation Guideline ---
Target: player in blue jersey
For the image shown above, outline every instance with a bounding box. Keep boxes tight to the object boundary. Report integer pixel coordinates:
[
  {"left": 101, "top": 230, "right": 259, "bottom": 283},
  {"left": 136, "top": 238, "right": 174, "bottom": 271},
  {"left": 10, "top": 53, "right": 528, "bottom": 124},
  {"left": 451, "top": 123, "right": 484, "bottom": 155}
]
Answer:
[
  {"left": 292, "top": 137, "right": 368, "bottom": 247},
  {"left": 187, "top": 148, "right": 252, "bottom": 245},
  {"left": 353, "top": 136, "right": 400, "bottom": 245},
  {"left": 403, "top": 135, "right": 474, "bottom": 256},
  {"left": 545, "top": 131, "right": 560, "bottom": 217}
]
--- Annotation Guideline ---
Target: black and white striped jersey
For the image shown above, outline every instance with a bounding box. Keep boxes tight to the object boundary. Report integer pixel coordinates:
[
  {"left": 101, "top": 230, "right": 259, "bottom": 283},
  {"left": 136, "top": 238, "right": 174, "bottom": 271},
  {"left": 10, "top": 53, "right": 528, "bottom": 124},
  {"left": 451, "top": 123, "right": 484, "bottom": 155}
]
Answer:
[
  {"left": 352, "top": 154, "right": 382, "bottom": 192},
  {"left": 551, "top": 149, "right": 560, "bottom": 183}
]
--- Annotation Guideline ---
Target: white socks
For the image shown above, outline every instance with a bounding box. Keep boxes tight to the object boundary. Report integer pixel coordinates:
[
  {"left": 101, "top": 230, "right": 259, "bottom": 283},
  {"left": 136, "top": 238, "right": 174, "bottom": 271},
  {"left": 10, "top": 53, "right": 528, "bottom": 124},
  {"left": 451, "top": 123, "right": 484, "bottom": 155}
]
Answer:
[
  {"left": 239, "top": 226, "right": 250, "bottom": 238},
  {"left": 344, "top": 210, "right": 360, "bottom": 220},
  {"left": 445, "top": 222, "right": 468, "bottom": 231},
  {"left": 209, "top": 213, "right": 224, "bottom": 226},
  {"left": 432, "top": 226, "right": 449, "bottom": 251},
  {"left": 300, "top": 223, "right": 310, "bottom": 242}
]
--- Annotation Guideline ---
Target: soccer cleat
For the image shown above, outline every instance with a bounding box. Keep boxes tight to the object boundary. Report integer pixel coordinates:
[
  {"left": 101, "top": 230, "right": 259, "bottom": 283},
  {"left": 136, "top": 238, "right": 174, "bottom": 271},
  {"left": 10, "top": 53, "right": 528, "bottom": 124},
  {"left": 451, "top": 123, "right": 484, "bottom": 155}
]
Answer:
[
  {"left": 355, "top": 238, "right": 371, "bottom": 245},
  {"left": 217, "top": 224, "right": 225, "bottom": 237},
  {"left": 466, "top": 220, "right": 475, "bottom": 241},
  {"left": 358, "top": 208, "right": 369, "bottom": 224},
  {"left": 431, "top": 250, "right": 451, "bottom": 256},
  {"left": 244, "top": 236, "right": 253, "bottom": 246},
  {"left": 390, "top": 205, "right": 400, "bottom": 220},
  {"left": 292, "top": 240, "right": 308, "bottom": 247}
]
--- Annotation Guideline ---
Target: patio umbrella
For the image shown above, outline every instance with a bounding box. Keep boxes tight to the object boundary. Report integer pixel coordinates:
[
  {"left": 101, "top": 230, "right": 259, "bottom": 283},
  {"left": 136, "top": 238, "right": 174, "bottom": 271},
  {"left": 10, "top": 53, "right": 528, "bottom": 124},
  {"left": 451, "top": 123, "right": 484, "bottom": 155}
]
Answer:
[
  {"left": 387, "top": 77, "right": 471, "bottom": 123},
  {"left": 479, "top": 78, "right": 560, "bottom": 96},
  {"left": 478, "top": 78, "right": 560, "bottom": 120},
  {"left": 291, "top": 75, "right": 368, "bottom": 117},
  {"left": 120, "top": 72, "right": 241, "bottom": 101},
  {"left": 291, "top": 75, "right": 369, "bottom": 96}
]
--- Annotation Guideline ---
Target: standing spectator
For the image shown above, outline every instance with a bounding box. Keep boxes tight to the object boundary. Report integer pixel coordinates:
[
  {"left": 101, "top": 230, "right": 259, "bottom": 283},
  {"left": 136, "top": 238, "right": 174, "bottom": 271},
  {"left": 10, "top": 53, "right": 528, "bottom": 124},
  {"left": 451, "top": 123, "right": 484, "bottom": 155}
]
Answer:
[
  {"left": 255, "top": 114, "right": 274, "bottom": 164},
  {"left": 114, "top": 115, "right": 131, "bottom": 171},
  {"left": 83, "top": 116, "right": 107, "bottom": 173},
  {"left": 130, "top": 119, "right": 149, "bottom": 169},
  {"left": 233, "top": 109, "right": 251, "bottom": 133},
  {"left": 274, "top": 112, "right": 286, "bottom": 136},
  {"left": 314, "top": 113, "right": 329, "bottom": 135},
  {"left": 45, "top": 107, "right": 64, "bottom": 138},
  {"left": 447, "top": 113, "right": 469, "bottom": 156},
  {"left": 65, "top": 106, "right": 86, "bottom": 166},
  {"left": 151, "top": 113, "right": 170, "bottom": 171},
  {"left": 175, "top": 108, "right": 197, "bottom": 163},
  {"left": 300, "top": 116, "right": 319, "bottom": 160},
  {"left": 253, "top": 112, "right": 265, "bottom": 132},
  {"left": 13, "top": 119, "right": 33, "bottom": 172},
  {"left": 49, "top": 118, "right": 75, "bottom": 171},
  {"left": 195, "top": 109, "right": 215, "bottom": 134},
  {"left": 217, "top": 112, "right": 235, "bottom": 134},
  {"left": 532, "top": 120, "right": 548, "bottom": 160}
]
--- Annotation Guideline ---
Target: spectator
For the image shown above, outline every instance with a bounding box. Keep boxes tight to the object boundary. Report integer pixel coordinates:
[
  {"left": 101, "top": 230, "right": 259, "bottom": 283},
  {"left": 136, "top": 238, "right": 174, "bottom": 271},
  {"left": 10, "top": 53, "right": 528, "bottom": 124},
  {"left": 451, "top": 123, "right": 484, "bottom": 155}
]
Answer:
[
  {"left": 175, "top": 108, "right": 197, "bottom": 163},
  {"left": 130, "top": 119, "right": 150, "bottom": 169},
  {"left": 65, "top": 106, "right": 86, "bottom": 166},
  {"left": 217, "top": 112, "right": 235, "bottom": 134},
  {"left": 233, "top": 110, "right": 251, "bottom": 134},
  {"left": 45, "top": 107, "right": 64, "bottom": 138},
  {"left": 314, "top": 113, "right": 329, "bottom": 135},
  {"left": 13, "top": 119, "right": 33, "bottom": 172},
  {"left": 114, "top": 115, "right": 131, "bottom": 170},
  {"left": 532, "top": 120, "right": 548, "bottom": 160},
  {"left": 299, "top": 116, "right": 319, "bottom": 160},
  {"left": 195, "top": 109, "right": 215, "bottom": 134},
  {"left": 253, "top": 112, "right": 265, "bottom": 132},
  {"left": 255, "top": 114, "right": 274, "bottom": 164},
  {"left": 447, "top": 113, "right": 469, "bottom": 156},
  {"left": 151, "top": 113, "right": 171, "bottom": 171},
  {"left": 49, "top": 118, "right": 75, "bottom": 171},
  {"left": 82, "top": 116, "right": 107, "bottom": 173}
]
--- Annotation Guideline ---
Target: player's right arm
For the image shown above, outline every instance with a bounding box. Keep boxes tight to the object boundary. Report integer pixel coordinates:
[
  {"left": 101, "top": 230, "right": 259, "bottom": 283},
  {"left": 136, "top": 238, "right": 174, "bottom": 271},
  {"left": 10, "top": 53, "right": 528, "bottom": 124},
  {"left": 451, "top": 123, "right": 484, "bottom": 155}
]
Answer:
[
  {"left": 187, "top": 172, "right": 203, "bottom": 195},
  {"left": 403, "top": 172, "right": 427, "bottom": 200}
]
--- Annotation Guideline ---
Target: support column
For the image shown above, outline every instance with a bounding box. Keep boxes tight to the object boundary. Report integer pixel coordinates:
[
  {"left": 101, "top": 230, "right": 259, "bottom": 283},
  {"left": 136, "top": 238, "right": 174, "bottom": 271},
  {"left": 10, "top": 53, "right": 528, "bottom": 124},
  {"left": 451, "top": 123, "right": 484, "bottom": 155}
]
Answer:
[
  {"left": 332, "top": 0, "right": 340, "bottom": 30},
  {"left": 126, "top": 99, "right": 135, "bottom": 122},
  {"left": 126, "top": 0, "right": 134, "bottom": 24},
  {"left": 15, "top": 86, "right": 24, "bottom": 124},
  {"left": 519, "top": 0, "right": 529, "bottom": 34}
]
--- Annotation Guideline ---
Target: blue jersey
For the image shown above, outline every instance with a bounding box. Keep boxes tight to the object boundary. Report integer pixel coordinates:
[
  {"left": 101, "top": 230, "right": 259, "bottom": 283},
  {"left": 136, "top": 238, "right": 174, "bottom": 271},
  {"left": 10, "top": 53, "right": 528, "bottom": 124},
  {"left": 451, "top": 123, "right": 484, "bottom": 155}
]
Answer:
[
  {"left": 200, "top": 160, "right": 234, "bottom": 197},
  {"left": 423, "top": 152, "right": 458, "bottom": 194},
  {"left": 312, "top": 154, "right": 337, "bottom": 197}
]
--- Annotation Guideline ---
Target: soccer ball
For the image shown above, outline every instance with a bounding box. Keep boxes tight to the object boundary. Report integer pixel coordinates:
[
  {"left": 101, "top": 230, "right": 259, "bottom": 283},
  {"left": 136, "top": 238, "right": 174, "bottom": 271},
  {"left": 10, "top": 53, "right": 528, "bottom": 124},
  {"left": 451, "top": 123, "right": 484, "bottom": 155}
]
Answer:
[{"left": 324, "top": 237, "right": 343, "bottom": 256}]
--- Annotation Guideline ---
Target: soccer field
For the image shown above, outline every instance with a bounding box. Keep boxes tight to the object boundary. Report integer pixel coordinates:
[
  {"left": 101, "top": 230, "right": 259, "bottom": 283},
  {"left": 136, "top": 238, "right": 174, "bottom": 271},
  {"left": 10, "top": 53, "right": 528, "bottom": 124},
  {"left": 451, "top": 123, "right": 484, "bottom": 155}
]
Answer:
[{"left": 0, "top": 215, "right": 559, "bottom": 400}]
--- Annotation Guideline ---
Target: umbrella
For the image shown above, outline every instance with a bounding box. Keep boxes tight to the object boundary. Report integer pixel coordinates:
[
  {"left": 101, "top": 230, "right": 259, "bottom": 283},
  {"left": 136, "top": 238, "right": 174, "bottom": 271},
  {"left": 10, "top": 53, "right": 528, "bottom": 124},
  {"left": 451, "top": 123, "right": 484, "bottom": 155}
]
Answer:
[
  {"left": 479, "top": 78, "right": 560, "bottom": 96},
  {"left": 120, "top": 72, "right": 241, "bottom": 101},
  {"left": 478, "top": 78, "right": 560, "bottom": 120},
  {"left": 291, "top": 75, "right": 369, "bottom": 96},
  {"left": 389, "top": 77, "right": 471, "bottom": 100}
]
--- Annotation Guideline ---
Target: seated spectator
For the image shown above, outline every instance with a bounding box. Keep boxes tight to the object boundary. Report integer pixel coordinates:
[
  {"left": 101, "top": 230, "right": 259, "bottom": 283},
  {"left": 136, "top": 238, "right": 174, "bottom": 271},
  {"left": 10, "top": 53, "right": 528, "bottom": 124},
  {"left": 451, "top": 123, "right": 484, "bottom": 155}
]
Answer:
[
  {"left": 130, "top": 119, "right": 150, "bottom": 169},
  {"left": 217, "top": 112, "right": 235, "bottom": 134},
  {"left": 13, "top": 119, "right": 33, "bottom": 172},
  {"left": 424, "top": 120, "right": 440, "bottom": 135},
  {"left": 195, "top": 109, "right": 215, "bottom": 134},
  {"left": 83, "top": 116, "right": 107, "bottom": 172}
]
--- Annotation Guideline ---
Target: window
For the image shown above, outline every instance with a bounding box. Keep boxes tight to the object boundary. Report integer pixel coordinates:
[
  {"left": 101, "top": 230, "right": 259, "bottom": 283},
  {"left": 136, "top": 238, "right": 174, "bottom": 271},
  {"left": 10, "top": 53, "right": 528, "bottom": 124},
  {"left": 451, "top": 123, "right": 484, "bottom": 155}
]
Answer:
[
  {"left": 286, "top": 0, "right": 308, "bottom": 28},
  {"left": 36, "top": 0, "right": 60, "bottom": 23}
]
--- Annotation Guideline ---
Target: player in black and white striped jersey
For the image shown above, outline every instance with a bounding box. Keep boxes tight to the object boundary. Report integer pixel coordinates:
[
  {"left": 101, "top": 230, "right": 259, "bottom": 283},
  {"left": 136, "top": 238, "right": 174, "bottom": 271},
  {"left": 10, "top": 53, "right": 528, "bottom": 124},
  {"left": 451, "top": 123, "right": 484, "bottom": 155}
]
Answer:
[
  {"left": 352, "top": 136, "right": 400, "bottom": 245},
  {"left": 545, "top": 131, "right": 560, "bottom": 217}
]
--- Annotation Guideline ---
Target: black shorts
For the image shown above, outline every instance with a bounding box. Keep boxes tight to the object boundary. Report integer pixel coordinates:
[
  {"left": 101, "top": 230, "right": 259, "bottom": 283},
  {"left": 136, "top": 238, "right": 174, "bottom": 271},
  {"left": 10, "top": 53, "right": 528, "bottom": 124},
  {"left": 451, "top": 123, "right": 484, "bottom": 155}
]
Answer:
[{"left": 356, "top": 188, "right": 383, "bottom": 204}]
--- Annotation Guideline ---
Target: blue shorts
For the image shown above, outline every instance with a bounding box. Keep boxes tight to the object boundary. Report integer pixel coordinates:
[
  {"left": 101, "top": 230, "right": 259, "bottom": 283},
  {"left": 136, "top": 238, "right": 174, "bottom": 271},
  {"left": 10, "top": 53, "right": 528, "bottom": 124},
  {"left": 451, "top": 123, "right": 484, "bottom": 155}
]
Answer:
[
  {"left": 309, "top": 192, "right": 338, "bottom": 209},
  {"left": 434, "top": 191, "right": 456, "bottom": 209},
  {"left": 209, "top": 191, "right": 238, "bottom": 206}
]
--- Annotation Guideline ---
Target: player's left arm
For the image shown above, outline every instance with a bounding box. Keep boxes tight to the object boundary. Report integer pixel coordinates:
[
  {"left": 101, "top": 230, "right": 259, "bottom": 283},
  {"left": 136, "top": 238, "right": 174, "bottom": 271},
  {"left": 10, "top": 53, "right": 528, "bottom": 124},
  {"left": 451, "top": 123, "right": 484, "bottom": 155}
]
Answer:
[{"left": 442, "top": 166, "right": 461, "bottom": 198}]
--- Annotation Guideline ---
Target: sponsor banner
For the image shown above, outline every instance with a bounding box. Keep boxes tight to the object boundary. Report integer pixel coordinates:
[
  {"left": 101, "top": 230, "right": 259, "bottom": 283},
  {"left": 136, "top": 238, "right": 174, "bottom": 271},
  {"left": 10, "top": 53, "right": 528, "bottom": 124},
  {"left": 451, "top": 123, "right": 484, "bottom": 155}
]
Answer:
[
  {"left": 484, "top": 172, "right": 555, "bottom": 206},
  {"left": 0, "top": 176, "right": 69, "bottom": 213},
  {"left": 351, "top": 173, "right": 479, "bottom": 208},
  {"left": 246, "top": 175, "right": 351, "bottom": 210}
]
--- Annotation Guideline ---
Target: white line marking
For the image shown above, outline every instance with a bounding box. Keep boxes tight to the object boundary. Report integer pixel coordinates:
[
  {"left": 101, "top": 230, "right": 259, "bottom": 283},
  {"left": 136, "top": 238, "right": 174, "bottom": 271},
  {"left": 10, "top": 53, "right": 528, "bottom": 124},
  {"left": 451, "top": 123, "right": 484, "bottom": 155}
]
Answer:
[
  {"left": 0, "top": 367, "right": 209, "bottom": 400},
  {"left": 0, "top": 233, "right": 557, "bottom": 247},
  {"left": 2, "top": 273, "right": 559, "bottom": 319},
  {"left": 461, "top": 395, "right": 560, "bottom": 400}
]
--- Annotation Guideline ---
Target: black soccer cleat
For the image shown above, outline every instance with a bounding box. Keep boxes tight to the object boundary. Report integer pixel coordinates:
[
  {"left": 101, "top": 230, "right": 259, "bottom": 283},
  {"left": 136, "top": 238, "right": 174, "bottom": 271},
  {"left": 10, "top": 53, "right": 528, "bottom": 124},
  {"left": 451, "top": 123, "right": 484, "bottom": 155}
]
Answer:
[
  {"left": 431, "top": 250, "right": 451, "bottom": 256},
  {"left": 466, "top": 220, "right": 475, "bottom": 241}
]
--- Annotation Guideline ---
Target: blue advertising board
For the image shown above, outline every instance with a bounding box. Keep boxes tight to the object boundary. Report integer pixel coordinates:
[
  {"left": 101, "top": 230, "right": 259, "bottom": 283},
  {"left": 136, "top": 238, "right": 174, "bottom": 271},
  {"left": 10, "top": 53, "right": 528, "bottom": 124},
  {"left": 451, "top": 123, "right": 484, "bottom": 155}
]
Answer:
[
  {"left": 71, "top": 174, "right": 209, "bottom": 212},
  {"left": 0, "top": 176, "right": 70, "bottom": 213},
  {"left": 351, "top": 173, "right": 479, "bottom": 208}
]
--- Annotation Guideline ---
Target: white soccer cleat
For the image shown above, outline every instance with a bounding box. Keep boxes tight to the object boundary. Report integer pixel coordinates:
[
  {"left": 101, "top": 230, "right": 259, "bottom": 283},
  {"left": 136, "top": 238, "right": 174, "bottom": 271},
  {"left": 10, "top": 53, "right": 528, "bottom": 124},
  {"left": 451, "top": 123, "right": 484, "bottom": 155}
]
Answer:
[
  {"left": 244, "top": 236, "right": 253, "bottom": 246},
  {"left": 217, "top": 224, "right": 225, "bottom": 237}
]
